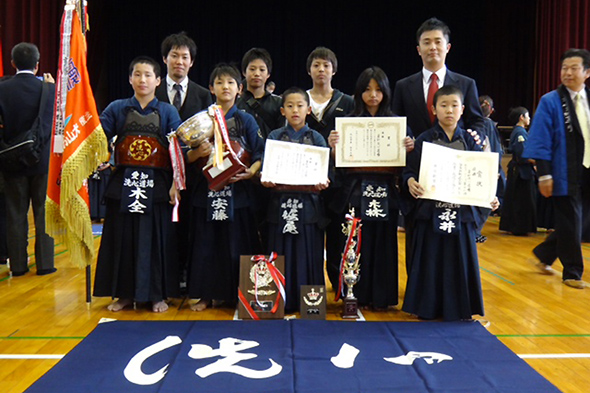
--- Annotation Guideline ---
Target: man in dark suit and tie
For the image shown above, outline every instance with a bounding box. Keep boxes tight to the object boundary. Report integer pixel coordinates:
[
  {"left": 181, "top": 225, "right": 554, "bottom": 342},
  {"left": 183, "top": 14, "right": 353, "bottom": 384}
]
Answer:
[
  {"left": 0, "top": 42, "right": 56, "bottom": 276},
  {"left": 524, "top": 48, "right": 590, "bottom": 289},
  {"left": 155, "top": 32, "right": 212, "bottom": 292},
  {"left": 392, "top": 17, "right": 485, "bottom": 138},
  {"left": 393, "top": 18, "right": 485, "bottom": 272},
  {"left": 155, "top": 32, "right": 212, "bottom": 122}
]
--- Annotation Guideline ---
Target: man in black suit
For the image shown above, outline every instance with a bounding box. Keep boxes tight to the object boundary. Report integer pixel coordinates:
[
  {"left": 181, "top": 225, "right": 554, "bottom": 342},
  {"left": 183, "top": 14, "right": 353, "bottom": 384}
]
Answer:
[
  {"left": 155, "top": 32, "right": 212, "bottom": 121},
  {"left": 155, "top": 32, "right": 212, "bottom": 293},
  {"left": 0, "top": 42, "right": 56, "bottom": 276},
  {"left": 392, "top": 17, "right": 485, "bottom": 138},
  {"left": 393, "top": 18, "right": 485, "bottom": 273}
]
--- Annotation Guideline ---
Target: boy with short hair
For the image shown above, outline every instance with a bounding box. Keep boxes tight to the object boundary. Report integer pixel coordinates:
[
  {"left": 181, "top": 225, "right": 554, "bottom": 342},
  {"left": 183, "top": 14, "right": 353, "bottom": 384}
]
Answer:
[
  {"left": 93, "top": 56, "right": 182, "bottom": 313},
  {"left": 305, "top": 46, "right": 354, "bottom": 142},
  {"left": 263, "top": 87, "right": 329, "bottom": 312},
  {"left": 186, "top": 63, "right": 264, "bottom": 311},
  {"left": 236, "top": 47, "right": 283, "bottom": 139},
  {"left": 236, "top": 48, "right": 284, "bottom": 247},
  {"left": 305, "top": 46, "right": 354, "bottom": 289},
  {"left": 403, "top": 85, "right": 498, "bottom": 321}
]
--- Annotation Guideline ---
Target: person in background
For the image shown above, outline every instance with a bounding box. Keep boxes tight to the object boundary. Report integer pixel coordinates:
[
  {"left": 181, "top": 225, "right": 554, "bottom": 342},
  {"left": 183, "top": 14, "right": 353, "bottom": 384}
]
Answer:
[
  {"left": 155, "top": 32, "right": 213, "bottom": 294},
  {"left": 0, "top": 42, "right": 56, "bottom": 277},
  {"left": 473, "top": 94, "right": 505, "bottom": 242},
  {"left": 304, "top": 46, "right": 354, "bottom": 290},
  {"left": 237, "top": 47, "right": 283, "bottom": 140},
  {"left": 499, "top": 106, "right": 536, "bottom": 235},
  {"left": 523, "top": 48, "right": 590, "bottom": 289},
  {"left": 155, "top": 31, "right": 212, "bottom": 120}
]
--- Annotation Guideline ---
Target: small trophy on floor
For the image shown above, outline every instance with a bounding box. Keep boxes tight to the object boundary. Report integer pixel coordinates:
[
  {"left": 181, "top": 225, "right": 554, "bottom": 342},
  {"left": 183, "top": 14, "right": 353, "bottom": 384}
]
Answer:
[{"left": 339, "top": 209, "right": 362, "bottom": 319}]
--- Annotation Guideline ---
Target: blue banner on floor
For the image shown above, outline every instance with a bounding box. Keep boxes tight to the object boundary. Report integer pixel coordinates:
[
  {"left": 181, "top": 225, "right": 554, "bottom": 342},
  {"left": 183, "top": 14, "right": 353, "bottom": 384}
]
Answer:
[{"left": 26, "top": 320, "right": 560, "bottom": 393}]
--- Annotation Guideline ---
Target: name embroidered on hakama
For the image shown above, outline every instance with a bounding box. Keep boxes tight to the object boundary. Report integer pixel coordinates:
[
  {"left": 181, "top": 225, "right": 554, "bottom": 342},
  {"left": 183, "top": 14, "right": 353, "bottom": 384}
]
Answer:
[
  {"left": 121, "top": 169, "right": 154, "bottom": 214},
  {"left": 280, "top": 198, "right": 303, "bottom": 234},
  {"left": 208, "top": 185, "right": 233, "bottom": 222},
  {"left": 361, "top": 181, "right": 388, "bottom": 221},
  {"left": 434, "top": 202, "right": 461, "bottom": 235}
]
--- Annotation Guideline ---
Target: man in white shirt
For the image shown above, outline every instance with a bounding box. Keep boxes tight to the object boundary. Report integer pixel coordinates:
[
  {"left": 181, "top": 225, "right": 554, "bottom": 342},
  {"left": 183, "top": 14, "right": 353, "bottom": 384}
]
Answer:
[
  {"left": 155, "top": 32, "right": 212, "bottom": 121},
  {"left": 392, "top": 17, "right": 485, "bottom": 139}
]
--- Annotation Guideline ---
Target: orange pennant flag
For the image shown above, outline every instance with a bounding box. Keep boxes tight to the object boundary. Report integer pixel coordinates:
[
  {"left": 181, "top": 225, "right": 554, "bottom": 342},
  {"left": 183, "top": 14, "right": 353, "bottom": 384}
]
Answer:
[{"left": 46, "top": 4, "right": 108, "bottom": 268}]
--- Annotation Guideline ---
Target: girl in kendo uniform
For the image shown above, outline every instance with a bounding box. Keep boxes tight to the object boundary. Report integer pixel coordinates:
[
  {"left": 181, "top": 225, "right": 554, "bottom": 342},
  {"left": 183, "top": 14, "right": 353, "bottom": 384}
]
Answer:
[{"left": 327, "top": 67, "right": 414, "bottom": 310}]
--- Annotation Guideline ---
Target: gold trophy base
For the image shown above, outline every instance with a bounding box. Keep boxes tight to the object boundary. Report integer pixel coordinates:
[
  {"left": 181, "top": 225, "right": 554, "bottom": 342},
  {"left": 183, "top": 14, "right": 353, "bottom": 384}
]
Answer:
[{"left": 342, "top": 297, "right": 359, "bottom": 319}]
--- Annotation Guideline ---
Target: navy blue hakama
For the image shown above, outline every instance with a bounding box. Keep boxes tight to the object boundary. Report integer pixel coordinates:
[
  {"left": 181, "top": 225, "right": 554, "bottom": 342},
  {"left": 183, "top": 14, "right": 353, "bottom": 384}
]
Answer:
[
  {"left": 93, "top": 197, "right": 180, "bottom": 302},
  {"left": 402, "top": 218, "right": 484, "bottom": 321},
  {"left": 187, "top": 205, "right": 262, "bottom": 302}
]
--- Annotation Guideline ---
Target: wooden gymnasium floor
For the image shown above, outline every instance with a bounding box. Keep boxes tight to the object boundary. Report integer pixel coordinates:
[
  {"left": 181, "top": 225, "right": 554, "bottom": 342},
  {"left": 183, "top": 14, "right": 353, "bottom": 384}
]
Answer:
[{"left": 1, "top": 214, "right": 589, "bottom": 392}]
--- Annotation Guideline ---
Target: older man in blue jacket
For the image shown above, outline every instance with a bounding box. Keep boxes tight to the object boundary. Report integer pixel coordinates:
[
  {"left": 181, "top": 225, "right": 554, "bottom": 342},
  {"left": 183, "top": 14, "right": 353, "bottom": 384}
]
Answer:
[{"left": 523, "top": 48, "right": 590, "bottom": 289}]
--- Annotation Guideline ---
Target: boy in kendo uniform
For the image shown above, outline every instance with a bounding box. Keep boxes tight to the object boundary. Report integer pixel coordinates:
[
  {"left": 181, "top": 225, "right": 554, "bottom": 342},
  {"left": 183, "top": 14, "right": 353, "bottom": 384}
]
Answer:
[
  {"left": 93, "top": 56, "right": 182, "bottom": 313},
  {"left": 402, "top": 85, "right": 499, "bottom": 321},
  {"left": 262, "top": 87, "right": 330, "bottom": 312},
  {"left": 185, "top": 63, "right": 264, "bottom": 311}
]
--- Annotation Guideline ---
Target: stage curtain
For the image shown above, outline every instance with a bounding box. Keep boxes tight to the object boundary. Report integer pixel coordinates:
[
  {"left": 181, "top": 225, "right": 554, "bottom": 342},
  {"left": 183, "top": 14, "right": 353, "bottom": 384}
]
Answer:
[
  {"left": 0, "top": 0, "right": 62, "bottom": 75},
  {"left": 535, "top": 0, "right": 590, "bottom": 105}
]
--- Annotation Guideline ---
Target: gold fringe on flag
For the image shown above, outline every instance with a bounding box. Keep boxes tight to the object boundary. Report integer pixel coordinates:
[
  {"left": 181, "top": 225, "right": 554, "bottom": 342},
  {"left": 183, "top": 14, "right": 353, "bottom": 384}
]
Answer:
[
  {"left": 46, "top": 127, "right": 107, "bottom": 268},
  {"left": 46, "top": 1, "right": 109, "bottom": 268}
]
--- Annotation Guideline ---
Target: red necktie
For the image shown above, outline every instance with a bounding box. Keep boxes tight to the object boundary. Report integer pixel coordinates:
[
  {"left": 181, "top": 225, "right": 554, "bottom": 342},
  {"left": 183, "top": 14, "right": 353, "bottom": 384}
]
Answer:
[{"left": 426, "top": 73, "right": 439, "bottom": 124}]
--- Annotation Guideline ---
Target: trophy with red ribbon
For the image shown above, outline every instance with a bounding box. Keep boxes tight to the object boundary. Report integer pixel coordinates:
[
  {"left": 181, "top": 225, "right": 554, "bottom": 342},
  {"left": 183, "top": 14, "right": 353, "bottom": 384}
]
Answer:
[
  {"left": 176, "top": 105, "right": 250, "bottom": 191},
  {"left": 337, "top": 209, "right": 362, "bottom": 319}
]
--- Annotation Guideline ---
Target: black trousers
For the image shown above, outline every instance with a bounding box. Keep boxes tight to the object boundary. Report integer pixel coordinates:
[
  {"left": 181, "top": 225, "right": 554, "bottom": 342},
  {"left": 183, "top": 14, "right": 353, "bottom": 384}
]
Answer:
[
  {"left": 0, "top": 179, "right": 7, "bottom": 259},
  {"left": 3, "top": 172, "right": 54, "bottom": 273},
  {"left": 533, "top": 192, "right": 584, "bottom": 280}
]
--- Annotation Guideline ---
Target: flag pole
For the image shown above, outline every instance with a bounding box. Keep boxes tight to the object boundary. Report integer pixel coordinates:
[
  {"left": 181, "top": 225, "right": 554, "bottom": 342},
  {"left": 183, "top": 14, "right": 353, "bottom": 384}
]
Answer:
[
  {"left": 79, "top": 0, "right": 91, "bottom": 308},
  {"left": 86, "top": 265, "right": 91, "bottom": 307},
  {"left": 48, "top": 0, "right": 108, "bottom": 307}
]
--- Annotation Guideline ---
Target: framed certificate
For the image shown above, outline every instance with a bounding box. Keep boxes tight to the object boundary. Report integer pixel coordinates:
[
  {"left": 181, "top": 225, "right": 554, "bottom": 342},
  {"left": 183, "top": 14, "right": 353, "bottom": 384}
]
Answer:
[
  {"left": 334, "top": 117, "right": 407, "bottom": 167},
  {"left": 261, "top": 139, "right": 330, "bottom": 185},
  {"left": 418, "top": 142, "right": 499, "bottom": 208}
]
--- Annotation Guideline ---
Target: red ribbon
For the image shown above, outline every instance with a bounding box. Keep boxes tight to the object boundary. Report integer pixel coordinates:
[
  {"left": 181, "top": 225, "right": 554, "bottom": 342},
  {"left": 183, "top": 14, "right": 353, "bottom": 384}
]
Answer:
[
  {"left": 238, "top": 288, "right": 260, "bottom": 320},
  {"left": 167, "top": 133, "right": 186, "bottom": 191},
  {"left": 238, "top": 252, "right": 286, "bottom": 319}
]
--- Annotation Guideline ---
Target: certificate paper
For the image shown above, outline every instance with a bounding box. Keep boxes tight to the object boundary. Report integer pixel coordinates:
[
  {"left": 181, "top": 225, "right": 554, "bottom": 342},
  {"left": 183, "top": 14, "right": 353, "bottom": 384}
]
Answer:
[
  {"left": 261, "top": 139, "right": 330, "bottom": 185},
  {"left": 335, "top": 117, "right": 406, "bottom": 167},
  {"left": 418, "top": 142, "right": 499, "bottom": 208}
]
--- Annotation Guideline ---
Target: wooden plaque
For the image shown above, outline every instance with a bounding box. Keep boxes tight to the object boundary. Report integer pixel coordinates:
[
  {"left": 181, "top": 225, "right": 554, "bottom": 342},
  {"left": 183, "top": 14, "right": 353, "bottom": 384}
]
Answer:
[
  {"left": 238, "top": 255, "right": 285, "bottom": 320},
  {"left": 299, "top": 285, "right": 326, "bottom": 320}
]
